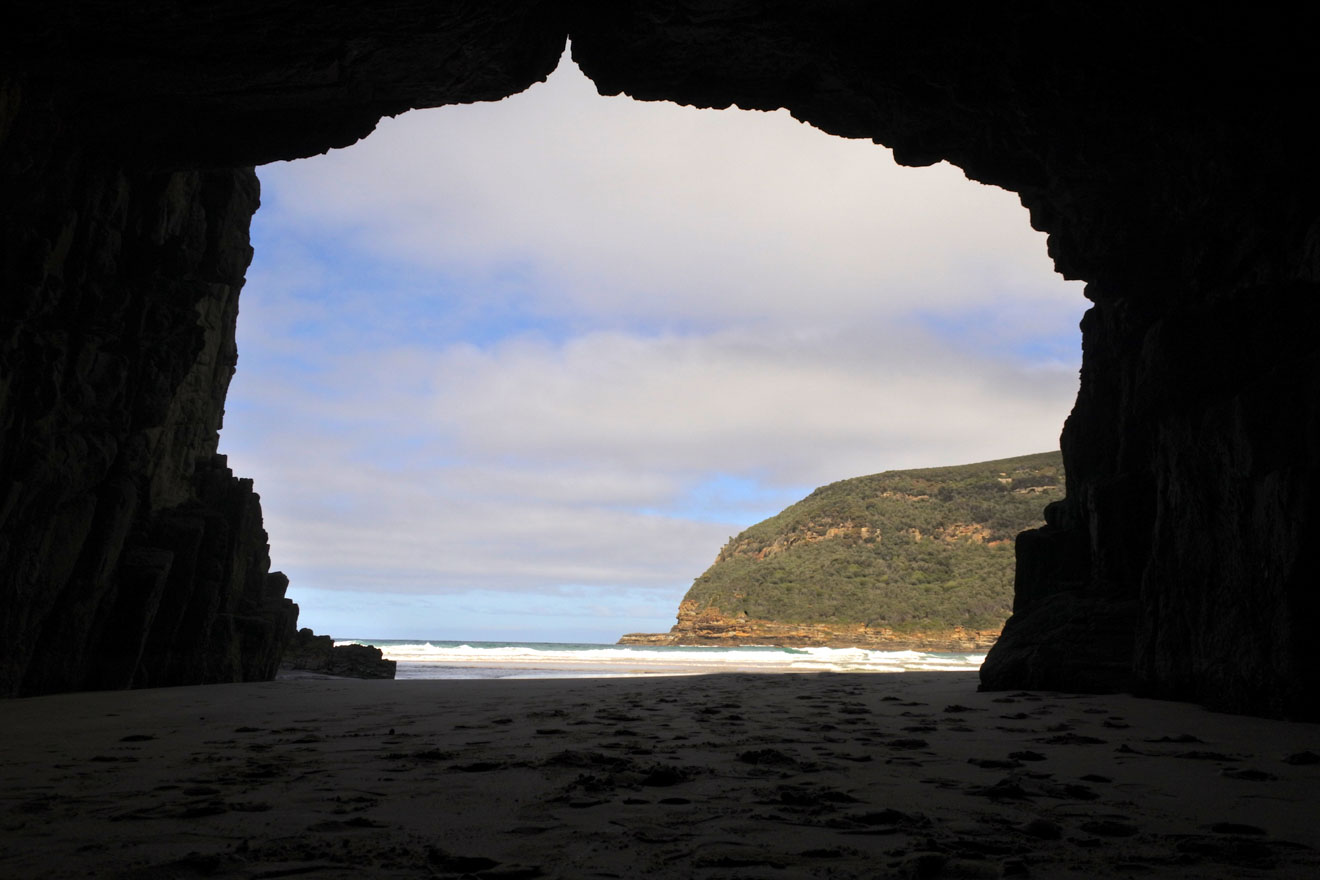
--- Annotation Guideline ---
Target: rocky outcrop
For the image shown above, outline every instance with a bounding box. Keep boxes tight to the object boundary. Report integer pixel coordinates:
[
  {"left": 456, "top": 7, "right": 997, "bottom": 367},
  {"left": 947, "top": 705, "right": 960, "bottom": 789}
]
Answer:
[
  {"left": 626, "top": 454, "right": 1062, "bottom": 651},
  {"left": 278, "top": 629, "right": 396, "bottom": 680},
  {"left": 3, "top": 5, "right": 1318, "bottom": 716},
  {"left": 0, "top": 88, "right": 299, "bottom": 694},
  {"left": 621, "top": 601, "right": 1000, "bottom": 652},
  {"left": 0, "top": 5, "right": 562, "bottom": 697},
  {"left": 565, "top": 7, "right": 1320, "bottom": 719}
]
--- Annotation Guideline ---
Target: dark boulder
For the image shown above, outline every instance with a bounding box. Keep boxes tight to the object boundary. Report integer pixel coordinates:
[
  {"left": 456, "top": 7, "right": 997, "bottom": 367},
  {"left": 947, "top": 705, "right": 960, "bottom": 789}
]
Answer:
[{"left": 279, "top": 629, "right": 397, "bottom": 680}]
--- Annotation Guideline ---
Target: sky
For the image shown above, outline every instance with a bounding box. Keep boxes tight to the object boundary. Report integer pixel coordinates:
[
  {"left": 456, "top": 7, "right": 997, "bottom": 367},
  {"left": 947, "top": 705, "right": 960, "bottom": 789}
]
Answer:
[{"left": 221, "top": 51, "right": 1086, "bottom": 644}]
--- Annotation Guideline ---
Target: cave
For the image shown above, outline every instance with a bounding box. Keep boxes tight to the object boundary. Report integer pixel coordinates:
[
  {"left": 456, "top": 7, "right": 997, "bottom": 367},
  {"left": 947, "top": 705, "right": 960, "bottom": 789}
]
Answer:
[{"left": 3, "top": 4, "right": 1316, "bottom": 717}]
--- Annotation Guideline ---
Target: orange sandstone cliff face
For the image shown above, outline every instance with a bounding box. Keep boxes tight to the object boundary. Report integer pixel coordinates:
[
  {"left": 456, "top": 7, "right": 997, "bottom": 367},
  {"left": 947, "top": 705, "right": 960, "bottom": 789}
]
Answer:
[{"left": 619, "top": 600, "right": 1000, "bottom": 652}]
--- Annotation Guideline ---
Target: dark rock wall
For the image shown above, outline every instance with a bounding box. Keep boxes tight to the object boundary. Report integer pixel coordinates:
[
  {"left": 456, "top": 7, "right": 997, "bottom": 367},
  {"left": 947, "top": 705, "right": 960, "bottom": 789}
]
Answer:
[
  {"left": 4, "top": 3, "right": 1317, "bottom": 715},
  {"left": 0, "top": 2, "right": 566, "bottom": 697},
  {"left": 5, "top": 1, "right": 568, "bottom": 167},
  {"left": 567, "top": 5, "right": 1320, "bottom": 719},
  {"left": 0, "top": 80, "right": 298, "bottom": 695},
  {"left": 563, "top": 6, "right": 1320, "bottom": 716}
]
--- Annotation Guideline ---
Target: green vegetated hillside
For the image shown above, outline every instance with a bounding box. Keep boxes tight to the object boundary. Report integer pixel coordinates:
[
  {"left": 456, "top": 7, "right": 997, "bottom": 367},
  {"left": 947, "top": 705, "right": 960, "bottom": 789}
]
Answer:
[{"left": 684, "top": 451, "right": 1064, "bottom": 633}]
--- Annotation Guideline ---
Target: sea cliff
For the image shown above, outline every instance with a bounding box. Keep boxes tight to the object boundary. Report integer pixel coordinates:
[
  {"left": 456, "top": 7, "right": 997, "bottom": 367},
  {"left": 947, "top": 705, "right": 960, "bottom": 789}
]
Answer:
[
  {"left": 622, "top": 452, "right": 1062, "bottom": 650},
  {"left": 619, "top": 600, "right": 1001, "bottom": 651}
]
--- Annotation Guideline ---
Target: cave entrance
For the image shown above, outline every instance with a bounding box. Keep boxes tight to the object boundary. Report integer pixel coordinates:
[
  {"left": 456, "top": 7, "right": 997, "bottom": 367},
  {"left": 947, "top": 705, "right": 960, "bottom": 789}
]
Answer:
[{"left": 220, "top": 51, "right": 1084, "bottom": 645}]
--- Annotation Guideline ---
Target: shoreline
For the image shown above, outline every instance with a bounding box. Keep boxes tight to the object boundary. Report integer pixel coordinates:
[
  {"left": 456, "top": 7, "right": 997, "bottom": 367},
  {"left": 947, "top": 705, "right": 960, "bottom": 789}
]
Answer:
[
  {"left": 616, "top": 634, "right": 1000, "bottom": 652},
  {"left": 617, "top": 620, "right": 1001, "bottom": 653},
  {"left": 3, "top": 672, "right": 1318, "bottom": 878},
  {"left": 342, "top": 640, "right": 989, "bottom": 680}
]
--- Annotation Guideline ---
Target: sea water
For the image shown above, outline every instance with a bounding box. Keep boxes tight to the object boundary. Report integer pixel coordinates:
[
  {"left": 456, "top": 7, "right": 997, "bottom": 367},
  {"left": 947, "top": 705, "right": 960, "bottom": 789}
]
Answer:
[{"left": 334, "top": 639, "right": 986, "bottom": 680}]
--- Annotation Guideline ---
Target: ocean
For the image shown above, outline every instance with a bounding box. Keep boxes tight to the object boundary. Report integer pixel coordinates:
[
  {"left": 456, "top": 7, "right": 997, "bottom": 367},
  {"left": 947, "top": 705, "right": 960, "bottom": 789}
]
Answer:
[{"left": 335, "top": 639, "right": 987, "bottom": 680}]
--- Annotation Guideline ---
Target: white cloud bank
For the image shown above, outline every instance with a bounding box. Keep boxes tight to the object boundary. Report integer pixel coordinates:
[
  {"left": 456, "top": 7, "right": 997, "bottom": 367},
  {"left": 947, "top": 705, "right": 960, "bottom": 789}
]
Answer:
[
  {"left": 223, "top": 53, "right": 1085, "bottom": 640},
  {"left": 258, "top": 51, "right": 1076, "bottom": 330}
]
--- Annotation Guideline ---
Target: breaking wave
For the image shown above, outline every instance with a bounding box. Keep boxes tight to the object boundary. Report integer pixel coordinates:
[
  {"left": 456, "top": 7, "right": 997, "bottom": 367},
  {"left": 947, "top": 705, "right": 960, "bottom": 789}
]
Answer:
[{"left": 335, "top": 639, "right": 986, "bottom": 680}]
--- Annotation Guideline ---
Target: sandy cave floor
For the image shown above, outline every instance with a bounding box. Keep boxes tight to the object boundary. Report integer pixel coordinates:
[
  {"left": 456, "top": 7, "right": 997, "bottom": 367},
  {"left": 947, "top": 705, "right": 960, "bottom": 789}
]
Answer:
[{"left": 1, "top": 671, "right": 1318, "bottom": 879}]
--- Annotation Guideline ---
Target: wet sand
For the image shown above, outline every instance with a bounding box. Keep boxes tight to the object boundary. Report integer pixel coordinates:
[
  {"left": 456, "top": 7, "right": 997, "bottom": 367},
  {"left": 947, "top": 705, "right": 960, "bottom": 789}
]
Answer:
[{"left": 2, "top": 672, "right": 1317, "bottom": 878}]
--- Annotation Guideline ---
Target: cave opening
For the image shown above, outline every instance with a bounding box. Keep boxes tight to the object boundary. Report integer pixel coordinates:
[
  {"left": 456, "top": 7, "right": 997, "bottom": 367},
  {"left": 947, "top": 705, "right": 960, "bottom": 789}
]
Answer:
[
  {"left": 219, "top": 52, "right": 1087, "bottom": 645},
  {"left": 5, "top": 4, "right": 1315, "bottom": 712}
]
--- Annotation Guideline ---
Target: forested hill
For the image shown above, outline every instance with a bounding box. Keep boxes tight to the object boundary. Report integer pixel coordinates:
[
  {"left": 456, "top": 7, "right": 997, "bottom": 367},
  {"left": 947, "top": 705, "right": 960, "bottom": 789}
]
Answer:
[{"left": 620, "top": 451, "right": 1064, "bottom": 650}]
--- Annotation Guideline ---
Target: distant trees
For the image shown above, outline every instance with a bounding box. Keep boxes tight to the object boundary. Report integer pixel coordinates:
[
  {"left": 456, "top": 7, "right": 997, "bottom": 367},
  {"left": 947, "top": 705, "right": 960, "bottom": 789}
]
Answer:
[{"left": 683, "top": 451, "right": 1064, "bottom": 632}]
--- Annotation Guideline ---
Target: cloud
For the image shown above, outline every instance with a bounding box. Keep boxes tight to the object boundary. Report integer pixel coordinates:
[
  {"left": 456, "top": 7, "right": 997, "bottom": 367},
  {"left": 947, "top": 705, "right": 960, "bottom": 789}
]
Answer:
[
  {"left": 227, "top": 322, "right": 1074, "bottom": 598},
  {"left": 420, "top": 326, "right": 1073, "bottom": 479},
  {"left": 225, "top": 52, "right": 1085, "bottom": 638},
  {"left": 257, "top": 54, "right": 1080, "bottom": 331}
]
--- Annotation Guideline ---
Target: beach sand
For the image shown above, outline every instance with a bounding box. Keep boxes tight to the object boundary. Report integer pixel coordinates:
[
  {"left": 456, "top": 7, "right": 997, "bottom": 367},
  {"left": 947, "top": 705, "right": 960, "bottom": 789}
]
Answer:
[{"left": 2, "top": 672, "right": 1317, "bottom": 879}]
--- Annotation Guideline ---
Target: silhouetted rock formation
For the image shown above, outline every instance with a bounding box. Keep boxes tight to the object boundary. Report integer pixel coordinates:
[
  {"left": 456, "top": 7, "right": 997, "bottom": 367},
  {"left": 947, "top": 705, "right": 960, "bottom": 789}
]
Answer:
[
  {"left": 279, "top": 629, "right": 397, "bottom": 680},
  {"left": 3, "top": 5, "right": 1317, "bottom": 716},
  {"left": 0, "top": 100, "right": 298, "bottom": 694},
  {"left": 1, "top": 4, "right": 560, "bottom": 697}
]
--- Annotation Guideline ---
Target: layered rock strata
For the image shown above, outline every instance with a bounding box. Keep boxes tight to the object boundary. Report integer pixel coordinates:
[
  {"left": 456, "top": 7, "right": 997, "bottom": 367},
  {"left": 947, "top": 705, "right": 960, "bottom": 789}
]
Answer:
[
  {"left": 566, "top": 6, "right": 1320, "bottom": 718},
  {"left": 3, "top": 5, "right": 1317, "bottom": 716},
  {"left": 623, "top": 453, "right": 1061, "bottom": 652},
  {"left": 0, "top": 91, "right": 298, "bottom": 694},
  {"left": 620, "top": 601, "right": 1000, "bottom": 653},
  {"left": 0, "top": 3, "right": 564, "bottom": 697}
]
